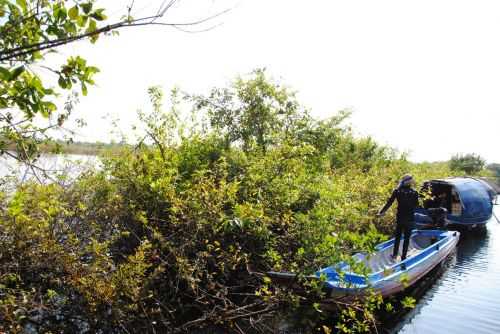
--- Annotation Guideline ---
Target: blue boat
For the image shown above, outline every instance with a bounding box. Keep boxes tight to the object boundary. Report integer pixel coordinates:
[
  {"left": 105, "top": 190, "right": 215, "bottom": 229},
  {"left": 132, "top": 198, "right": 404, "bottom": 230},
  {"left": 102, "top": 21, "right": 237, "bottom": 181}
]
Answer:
[
  {"left": 415, "top": 177, "right": 495, "bottom": 229},
  {"left": 315, "top": 230, "right": 459, "bottom": 297}
]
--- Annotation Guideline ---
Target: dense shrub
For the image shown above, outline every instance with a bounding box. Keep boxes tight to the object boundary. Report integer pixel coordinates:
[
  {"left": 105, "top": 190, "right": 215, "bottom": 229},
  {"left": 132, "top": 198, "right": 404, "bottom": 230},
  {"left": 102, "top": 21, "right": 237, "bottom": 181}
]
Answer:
[{"left": 0, "top": 72, "right": 453, "bottom": 333}]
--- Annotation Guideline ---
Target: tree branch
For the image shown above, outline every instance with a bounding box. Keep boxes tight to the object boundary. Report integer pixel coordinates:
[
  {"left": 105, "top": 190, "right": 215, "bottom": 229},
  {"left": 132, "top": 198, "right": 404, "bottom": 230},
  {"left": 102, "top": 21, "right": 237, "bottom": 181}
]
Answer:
[{"left": 0, "top": 7, "right": 231, "bottom": 62}]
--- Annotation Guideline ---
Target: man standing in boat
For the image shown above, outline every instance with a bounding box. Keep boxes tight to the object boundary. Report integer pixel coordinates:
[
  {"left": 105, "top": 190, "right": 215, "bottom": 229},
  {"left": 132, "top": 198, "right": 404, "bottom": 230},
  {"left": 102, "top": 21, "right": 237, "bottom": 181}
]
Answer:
[{"left": 377, "top": 174, "right": 419, "bottom": 262}]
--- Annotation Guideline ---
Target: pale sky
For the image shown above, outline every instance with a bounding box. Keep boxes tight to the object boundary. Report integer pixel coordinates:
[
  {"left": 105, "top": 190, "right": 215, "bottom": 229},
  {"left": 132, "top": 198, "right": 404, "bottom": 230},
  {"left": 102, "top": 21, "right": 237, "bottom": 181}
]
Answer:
[{"left": 59, "top": 0, "right": 500, "bottom": 163}]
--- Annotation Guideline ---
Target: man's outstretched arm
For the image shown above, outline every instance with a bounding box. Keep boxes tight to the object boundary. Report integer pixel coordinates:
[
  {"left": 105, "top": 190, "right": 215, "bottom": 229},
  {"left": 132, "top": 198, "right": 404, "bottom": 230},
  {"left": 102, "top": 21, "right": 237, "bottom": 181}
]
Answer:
[{"left": 377, "top": 189, "right": 397, "bottom": 216}]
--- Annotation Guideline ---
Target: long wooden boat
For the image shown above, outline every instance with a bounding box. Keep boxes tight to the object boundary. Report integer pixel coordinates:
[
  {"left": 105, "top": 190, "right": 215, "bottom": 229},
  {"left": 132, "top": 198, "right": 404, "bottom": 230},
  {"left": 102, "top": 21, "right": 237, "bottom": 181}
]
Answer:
[{"left": 315, "top": 230, "right": 459, "bottom": 298}]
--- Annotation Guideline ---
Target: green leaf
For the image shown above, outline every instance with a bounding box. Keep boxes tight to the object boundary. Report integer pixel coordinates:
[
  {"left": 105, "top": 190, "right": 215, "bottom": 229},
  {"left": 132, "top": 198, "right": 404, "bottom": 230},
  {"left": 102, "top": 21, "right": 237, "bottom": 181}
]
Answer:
[
  {"left": 65, "top": 21, "right": 77, "bottom": 35},
  {"left": 87, "top": 19, "right": 97, "bottom": 33},
  {"left": 58, "top": 76, "right": 67, "bottom": 89},
  {"left": 55, "top": 7, "right": 67, "bottom": 21},
  {"left": 68, "top": 6, "right": 79, "bottom": 20},
  {"left": 30, "top": 77, "right": 44, "bottom": 93},
  {"left": 30, "top": 101, "right": 39, "bottom": 115},
  {"left": 15, "top": 0, "right": 27, "bottom": 12},
  {"left": 385, "top": 302, "right": 394, "bottom": 312},
  {"left": 75, "top": 56, "right": 86, "bottom": 67},
  {"left": 86, "top": 66, "right": 100, "bottom": 76},
  {"left": 401, "top": 296, "right": 416, "bottom": 309},
  {"left": 87, "top": 19, "right": 99, "bottom": 43},
  {"left": 77, "top": 15, "right": 88, "bottom": 27},
  {"left": 313, "top": 303, "right": 322, "bottom": 313},
  {"left": 46, "top": 289, "right": 58, "bottom": 299},
  {"left": 42, "top": 101, "right": 57, "bottom": 116},
  {"left": 81, "top": 82, "right": 88, "bottom": 96},
  {"left": 0, "top": 67, "right": 10, "bottom": 80},
  {"left": 81, "top": 2, "right": 93, "bottom": 14},
  {"left": 32, "top": 51, "right": 43, "bottom": 60},
  {"left": 9, "top": 66, "right": 25, "bottom": 81},
  {"left": 90, "top": 8, "right": 107, "bottom": 21}
]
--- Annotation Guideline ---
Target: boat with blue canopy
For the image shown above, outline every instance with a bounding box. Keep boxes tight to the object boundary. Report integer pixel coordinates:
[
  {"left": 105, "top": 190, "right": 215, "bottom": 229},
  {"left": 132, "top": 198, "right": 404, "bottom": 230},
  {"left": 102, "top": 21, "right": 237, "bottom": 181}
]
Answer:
[
  {"left": 315, "top": 229, "right": 459, "bottom": 297},
  {"left": 415, "top": 177, "right": 495, "bottom": 229}
]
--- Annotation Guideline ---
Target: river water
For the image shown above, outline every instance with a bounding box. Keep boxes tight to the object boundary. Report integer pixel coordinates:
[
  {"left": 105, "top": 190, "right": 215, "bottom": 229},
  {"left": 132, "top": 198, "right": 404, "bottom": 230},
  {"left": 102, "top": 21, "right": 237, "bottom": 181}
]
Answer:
[
  {"left": 0, "top": 153, "right": 98, "bottom": 185},
  {"left": 389, "top": 205, "right": 500, "bottom": 334}
]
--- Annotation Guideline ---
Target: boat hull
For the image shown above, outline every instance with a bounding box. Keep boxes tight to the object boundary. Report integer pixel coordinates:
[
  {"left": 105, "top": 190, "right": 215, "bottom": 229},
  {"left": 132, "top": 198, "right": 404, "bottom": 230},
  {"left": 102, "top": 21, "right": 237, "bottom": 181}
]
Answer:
[
  {"left": 372, "top": 231, "right": 458, "bottom": 297},
  {"left": 319, "top": 230, "right": 460, "bottom": 298}
]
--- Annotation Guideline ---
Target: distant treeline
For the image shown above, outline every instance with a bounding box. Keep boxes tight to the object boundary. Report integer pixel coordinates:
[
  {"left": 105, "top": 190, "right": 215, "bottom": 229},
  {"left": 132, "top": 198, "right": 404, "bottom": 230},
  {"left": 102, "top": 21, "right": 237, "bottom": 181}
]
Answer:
[
  {"left": 4, "top": 140, "right": 125, "bottom": 156},
  {"left": 487, "top": 163, "right": 500, "bottom": 177}
]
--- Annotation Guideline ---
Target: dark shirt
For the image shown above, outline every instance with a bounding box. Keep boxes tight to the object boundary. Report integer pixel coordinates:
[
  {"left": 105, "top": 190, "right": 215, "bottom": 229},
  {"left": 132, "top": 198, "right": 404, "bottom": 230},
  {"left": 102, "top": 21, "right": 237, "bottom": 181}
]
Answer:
[{"left": 379, "top": 186, "right": 419, "bottom": 223}]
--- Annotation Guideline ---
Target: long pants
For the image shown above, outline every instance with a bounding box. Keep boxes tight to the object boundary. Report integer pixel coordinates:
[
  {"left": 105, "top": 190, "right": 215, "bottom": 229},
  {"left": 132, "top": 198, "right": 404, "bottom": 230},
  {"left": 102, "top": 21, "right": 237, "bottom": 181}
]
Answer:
[{"left": 393, "top": 222, "right": 413, "bottom": 260}]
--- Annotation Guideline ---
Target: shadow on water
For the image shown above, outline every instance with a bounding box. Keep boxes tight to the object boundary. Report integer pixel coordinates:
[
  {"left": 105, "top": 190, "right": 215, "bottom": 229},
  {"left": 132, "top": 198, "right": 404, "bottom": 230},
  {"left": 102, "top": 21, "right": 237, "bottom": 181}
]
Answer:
[{"left": 378, "top": 249, "right": 458, "bottom": 333}]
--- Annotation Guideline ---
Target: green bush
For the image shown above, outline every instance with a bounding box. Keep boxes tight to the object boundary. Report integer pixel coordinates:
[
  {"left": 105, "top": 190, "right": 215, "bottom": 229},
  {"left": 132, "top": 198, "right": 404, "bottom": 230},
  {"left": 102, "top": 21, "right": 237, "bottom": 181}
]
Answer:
[
  {"left": 449, "top": 153, "right": 486, "bottom": 175},
  {"left": 0, "top": 72, "right": 453, "bottom": 333}
]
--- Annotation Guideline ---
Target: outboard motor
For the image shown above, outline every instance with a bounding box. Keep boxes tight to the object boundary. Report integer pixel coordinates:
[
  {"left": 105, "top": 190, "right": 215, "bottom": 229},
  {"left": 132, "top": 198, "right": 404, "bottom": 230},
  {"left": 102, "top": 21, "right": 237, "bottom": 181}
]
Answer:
[
  {"left": 415, "top": 207, "right": 448, "bottom": 229},
  {"left": 427, "top": 207, "right": 448, "bottom": 229}
]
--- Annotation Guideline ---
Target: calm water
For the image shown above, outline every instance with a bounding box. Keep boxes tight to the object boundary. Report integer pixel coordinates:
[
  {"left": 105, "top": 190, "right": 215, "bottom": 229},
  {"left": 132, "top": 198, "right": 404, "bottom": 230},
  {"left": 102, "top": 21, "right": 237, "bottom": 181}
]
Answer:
[
  {"left": 391, "top": 205, "right": 500, "bottom": 334},
  {"left": 0, "top": 154, "right": 98, "bottom": 184}
]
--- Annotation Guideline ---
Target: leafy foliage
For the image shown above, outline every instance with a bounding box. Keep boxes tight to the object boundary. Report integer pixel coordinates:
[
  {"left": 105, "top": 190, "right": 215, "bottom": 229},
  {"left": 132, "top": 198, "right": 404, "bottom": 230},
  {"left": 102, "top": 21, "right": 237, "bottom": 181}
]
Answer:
[
  {"left": 0, "top": 72, "right": 453, "bottom": 333},
  {"left": 191, "top": 68, "right": 309, "bottom": 153},
  {"left": 0, "top": 0, "right": 107, "bottom": 165},
  {"left": 449, "top": 153, "right": 486, "bottom": 175},
  {"left": 0, "top": 0, "right": 226, "bottom": 168}
]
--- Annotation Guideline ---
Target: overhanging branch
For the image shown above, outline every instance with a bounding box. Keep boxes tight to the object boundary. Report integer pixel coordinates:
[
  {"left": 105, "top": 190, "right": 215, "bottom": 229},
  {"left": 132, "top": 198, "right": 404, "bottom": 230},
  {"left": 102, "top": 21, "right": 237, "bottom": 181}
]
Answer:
[{"left": 0, "top": 5, "right": 231, "bottom": 62}]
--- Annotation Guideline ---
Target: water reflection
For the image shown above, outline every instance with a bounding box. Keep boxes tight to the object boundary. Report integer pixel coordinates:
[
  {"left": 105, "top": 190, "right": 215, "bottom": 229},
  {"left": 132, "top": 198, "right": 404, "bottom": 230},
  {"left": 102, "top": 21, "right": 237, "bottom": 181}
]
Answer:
[{"left": 392, "top": 206, "right": 500, "bottom": 334}]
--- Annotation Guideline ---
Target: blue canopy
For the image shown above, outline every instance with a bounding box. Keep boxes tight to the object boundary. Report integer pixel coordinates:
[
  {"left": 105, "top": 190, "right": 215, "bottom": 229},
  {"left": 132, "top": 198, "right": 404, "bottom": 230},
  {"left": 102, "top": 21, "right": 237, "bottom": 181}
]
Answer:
[{"left": 438, "top": 178, "right": 493, "bottom": 224}]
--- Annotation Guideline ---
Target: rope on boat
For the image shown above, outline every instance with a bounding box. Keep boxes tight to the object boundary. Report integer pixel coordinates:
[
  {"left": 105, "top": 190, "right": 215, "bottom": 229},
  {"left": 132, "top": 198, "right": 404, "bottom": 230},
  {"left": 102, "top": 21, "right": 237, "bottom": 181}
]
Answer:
[{"left": 493, "top": 210, "right": 500, "bottom": 224}]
